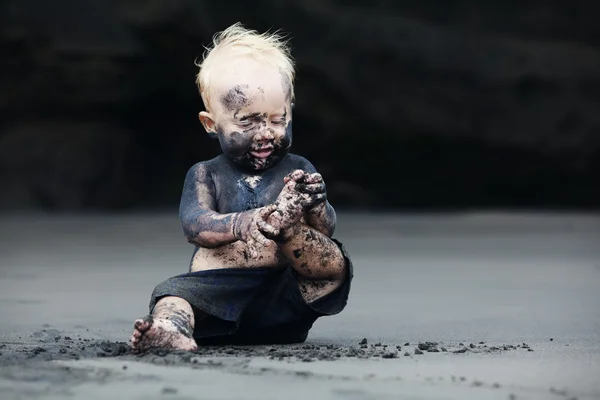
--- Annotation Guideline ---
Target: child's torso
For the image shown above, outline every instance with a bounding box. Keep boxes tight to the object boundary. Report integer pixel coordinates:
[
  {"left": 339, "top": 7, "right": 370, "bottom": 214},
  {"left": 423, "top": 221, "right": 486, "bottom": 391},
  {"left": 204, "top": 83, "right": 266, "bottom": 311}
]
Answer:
[
  {"left": 210, "top": 154, "right": 304, "bottom": 214},
  {"left": 189, "top": 153, "right": 308, "bottom": 272}
]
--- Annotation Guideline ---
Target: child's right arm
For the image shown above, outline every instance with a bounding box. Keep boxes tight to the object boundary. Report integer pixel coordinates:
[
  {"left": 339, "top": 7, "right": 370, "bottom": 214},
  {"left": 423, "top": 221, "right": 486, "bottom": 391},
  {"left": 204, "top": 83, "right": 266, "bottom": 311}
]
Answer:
[{"left": 179, "top": 163, "right": 278, "bottom": 253}]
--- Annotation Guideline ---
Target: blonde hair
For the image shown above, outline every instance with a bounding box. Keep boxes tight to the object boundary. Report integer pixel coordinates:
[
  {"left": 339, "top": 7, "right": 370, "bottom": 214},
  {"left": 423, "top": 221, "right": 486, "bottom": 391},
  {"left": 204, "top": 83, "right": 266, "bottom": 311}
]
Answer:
[{"left": 195, "top": 22, "right": 295, "bottom": 109}]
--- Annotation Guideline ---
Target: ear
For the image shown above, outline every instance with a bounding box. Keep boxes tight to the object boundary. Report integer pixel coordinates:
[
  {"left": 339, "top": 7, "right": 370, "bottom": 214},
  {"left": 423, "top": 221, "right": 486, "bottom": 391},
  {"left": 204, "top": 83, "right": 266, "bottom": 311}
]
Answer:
[{"left": 199, "top": 111, "right": 218, "bottom": 138}]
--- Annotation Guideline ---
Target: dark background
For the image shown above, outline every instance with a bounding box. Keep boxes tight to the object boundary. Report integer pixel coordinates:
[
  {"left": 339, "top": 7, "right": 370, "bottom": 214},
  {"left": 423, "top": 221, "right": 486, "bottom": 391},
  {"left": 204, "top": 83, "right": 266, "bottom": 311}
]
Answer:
[{"left": 1, "top": 0, "right": 599, "bottom": 212}]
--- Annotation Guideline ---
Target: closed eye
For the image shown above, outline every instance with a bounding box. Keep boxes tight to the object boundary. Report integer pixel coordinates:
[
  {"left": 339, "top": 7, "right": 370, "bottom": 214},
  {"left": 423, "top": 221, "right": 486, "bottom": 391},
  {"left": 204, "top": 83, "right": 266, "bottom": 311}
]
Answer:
[
  {"left": 272, "top": 119, "right": 286, "bottom": 125},
  {"left": 237, "top": 120, "right": 253, "bottom": 128}
]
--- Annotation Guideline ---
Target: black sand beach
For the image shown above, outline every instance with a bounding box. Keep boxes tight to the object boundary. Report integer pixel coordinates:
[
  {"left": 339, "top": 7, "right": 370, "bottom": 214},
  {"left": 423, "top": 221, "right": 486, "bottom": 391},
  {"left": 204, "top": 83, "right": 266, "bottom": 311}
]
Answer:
[{"left": 1, "top": 212, "right": 599, "bottom": 399}]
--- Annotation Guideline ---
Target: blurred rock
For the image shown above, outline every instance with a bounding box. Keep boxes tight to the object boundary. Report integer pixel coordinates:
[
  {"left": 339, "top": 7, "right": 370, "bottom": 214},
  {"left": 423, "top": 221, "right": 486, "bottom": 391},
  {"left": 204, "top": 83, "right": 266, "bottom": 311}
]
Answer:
[{"left": 0, "top": 0, "right": 598, "bottom": 209}]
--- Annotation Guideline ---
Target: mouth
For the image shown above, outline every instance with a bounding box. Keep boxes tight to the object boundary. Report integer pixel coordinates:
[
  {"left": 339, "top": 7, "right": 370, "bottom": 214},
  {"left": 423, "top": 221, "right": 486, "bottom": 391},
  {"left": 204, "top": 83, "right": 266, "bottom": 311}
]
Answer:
[{"left": 249, "top": 146, "right": 274, "bottom": 159}]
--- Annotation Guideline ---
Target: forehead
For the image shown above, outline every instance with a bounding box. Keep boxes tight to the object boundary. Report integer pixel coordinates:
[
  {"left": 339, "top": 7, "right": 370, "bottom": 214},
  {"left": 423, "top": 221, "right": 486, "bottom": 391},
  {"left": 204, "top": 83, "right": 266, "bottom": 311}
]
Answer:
[{"left": 210, "top": 57, "right": 289, "bottom": 113}]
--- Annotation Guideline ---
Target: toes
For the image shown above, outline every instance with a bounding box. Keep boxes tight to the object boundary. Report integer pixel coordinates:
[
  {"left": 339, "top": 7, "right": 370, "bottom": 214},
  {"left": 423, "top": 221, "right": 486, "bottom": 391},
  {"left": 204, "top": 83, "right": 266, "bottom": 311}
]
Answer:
[
  {"left": 130, "top": 329, "right": 143, "bottom": 344},
  {"left": 187, "top": 342, "right": 199, "bottom": 352},
  {"left": 130, "top": 336, "right": 140, "bottom": 352},
  {"left": 130, "top": 318, "right": 199, "bottom": 354},
  {"left": 131, "top": 316, "right": 154, "bottom": 353},
  {"left": 133, "top": 319, "right": 145, "bottom": 330},
  {"left": 133, "top": 315, "right": 153, "bottom": 332}
]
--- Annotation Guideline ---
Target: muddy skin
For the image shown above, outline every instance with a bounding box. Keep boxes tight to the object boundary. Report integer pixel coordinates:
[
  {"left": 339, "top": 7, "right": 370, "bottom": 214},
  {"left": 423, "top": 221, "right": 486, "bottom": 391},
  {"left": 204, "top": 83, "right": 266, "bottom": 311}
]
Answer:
[
  {"left": 165, "top": 310, "right": 193, "bottom": 338},
  {"left": 214, "top": 80, "right": 292, "bottom": 171},
  {"left": 279, "top": 223, "right": 341, "bottom": 280},
  {"left": 178, "top": 164, "right": 238, "bottom": 249},
  {"left": 283, "top": 170, "right": 335, "bottom": 237},
  {"left": 172, "top": 83, "right": 342, "bottom": 344},
  {"left": 249, "top": 177, "right": 345, "bottom": 301},
  {"left": 297, "top": 279, "right": 339, "bottom": 303},
  {"left": 131, "top": 315, "right": 189, "bottom": 353},
  {"left": 181, "top": 158, "right": 343, "bottom": 302},
  {"left": 216, "top": 117, "right": 292, "bottom": 173},
  {"left": 179, "top": 151, "right": 333, "bottom": 249},
  {"left": 131, "top": 297, "right": 198, "bottom": 354},
  {"left": 190, "top": 242, "right": 260, "bottom": 271},
  {"left": 220, "top": 84, "right": 251, "bottom": 117},
  {"left": 266, "top": 172, "right": 328, "bottom": 236}
]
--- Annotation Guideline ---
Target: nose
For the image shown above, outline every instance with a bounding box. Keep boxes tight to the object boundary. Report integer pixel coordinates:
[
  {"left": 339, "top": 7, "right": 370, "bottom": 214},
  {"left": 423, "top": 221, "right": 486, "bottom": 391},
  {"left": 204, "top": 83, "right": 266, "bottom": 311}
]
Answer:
[{"left": 253, "top": 129, "right": 275, "bottom": 143}]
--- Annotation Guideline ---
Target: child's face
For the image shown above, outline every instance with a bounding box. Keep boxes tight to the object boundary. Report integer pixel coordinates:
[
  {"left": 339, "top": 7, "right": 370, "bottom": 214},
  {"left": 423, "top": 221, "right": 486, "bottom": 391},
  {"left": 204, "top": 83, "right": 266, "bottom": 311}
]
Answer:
[{"left": 200, "top": 58, "right": 293, "bottom": 172}]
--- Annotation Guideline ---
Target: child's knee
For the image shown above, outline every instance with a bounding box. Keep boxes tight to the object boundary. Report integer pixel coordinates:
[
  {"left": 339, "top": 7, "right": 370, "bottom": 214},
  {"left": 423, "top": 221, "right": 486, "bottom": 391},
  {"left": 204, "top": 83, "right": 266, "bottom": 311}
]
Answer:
[{"left": 324, "top": 246, "right": 348, "bottom": 281}]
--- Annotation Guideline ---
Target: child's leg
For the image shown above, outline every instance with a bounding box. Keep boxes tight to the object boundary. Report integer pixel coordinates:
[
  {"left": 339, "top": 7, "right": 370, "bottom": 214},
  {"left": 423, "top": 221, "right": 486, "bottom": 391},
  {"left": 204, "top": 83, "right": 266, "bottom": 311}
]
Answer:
[
  {"left": 131, "top": 296, "right": 199, "bottom": 353},
  {"left": 277, "top": 224, "right": 348, "bottom": 303}
]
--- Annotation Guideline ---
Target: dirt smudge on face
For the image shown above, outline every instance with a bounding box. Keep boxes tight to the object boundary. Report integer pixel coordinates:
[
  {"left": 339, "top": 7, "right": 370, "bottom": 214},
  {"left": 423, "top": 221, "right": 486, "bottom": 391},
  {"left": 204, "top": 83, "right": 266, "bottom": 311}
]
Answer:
[{"left": 221, "top": 84, "right": 252, "bottom": 117}]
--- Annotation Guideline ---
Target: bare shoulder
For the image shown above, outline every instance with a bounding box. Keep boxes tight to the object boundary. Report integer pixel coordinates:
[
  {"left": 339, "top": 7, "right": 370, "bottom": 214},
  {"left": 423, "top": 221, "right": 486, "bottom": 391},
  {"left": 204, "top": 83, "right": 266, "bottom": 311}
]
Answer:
[
  {"left": 184, "top": 156, "right": 221, "bottom": 182},
  {"left": 180, "top": 157, "right": 223, "bottom": 212}
]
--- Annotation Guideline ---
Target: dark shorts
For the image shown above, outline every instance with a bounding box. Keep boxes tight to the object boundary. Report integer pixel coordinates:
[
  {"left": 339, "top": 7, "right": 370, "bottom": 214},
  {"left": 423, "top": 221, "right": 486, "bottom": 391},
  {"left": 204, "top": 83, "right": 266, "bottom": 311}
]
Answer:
[{"left": 149, "top": 238, "right": 353, "bottom": 345}]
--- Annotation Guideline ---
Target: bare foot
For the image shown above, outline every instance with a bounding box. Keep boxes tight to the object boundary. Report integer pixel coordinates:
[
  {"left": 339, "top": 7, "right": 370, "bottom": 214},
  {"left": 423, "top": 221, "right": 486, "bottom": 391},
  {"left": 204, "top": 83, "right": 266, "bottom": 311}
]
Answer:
[{"left": 130, "top": 315, "right": 198, "bottom": 353}]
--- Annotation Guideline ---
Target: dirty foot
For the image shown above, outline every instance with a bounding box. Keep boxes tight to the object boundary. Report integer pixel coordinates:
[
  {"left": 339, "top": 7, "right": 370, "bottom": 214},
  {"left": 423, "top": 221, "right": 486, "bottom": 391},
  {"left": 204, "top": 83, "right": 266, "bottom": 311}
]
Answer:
[{"left": 130, "top": 315, "right": 198, "bottom": 353}]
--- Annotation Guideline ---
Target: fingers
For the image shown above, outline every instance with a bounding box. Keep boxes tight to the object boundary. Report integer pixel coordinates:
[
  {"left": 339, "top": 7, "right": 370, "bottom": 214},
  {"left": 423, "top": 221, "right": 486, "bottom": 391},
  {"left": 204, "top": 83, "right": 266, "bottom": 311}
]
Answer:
[
  {"left": 283, "top": 171, "right": 323, "bottom": 185},
  {"left": 291, "top": 169, "right": 305, "bottom": 181},
  {"left": 296, "top": 182, "right": 326, "bottom": 195},
  {"left": 246, "top": 229, "right": 276, "bottom": 259},
  {"left": 256, "top": 205, "right": 280, "bottom": 237},
  {"left": 257, "top": 219, "right": 279, "bottom": 237},
  {"left": 245, "top": 238, "right": 258, "bottom": 259},
  {"left": 304, "top": 193, "right": 327, "bottom": 208},
  {"left": 250, "top": 229, "right": 273, "bottom": 248},
  {"left": 258, "top": 203, "right": 278, "bottom": 218},
  {"left": 303, "top": 173, "right": 323, "bottom": 184},
  {"left": 284, "top": 169, "right": 306, "bottom": 183}
]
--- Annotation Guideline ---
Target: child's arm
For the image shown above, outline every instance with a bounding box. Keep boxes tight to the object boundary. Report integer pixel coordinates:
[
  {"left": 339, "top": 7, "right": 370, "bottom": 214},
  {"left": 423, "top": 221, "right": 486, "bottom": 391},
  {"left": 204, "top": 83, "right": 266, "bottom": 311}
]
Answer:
[{"left": 179, "top": 163, "right": 278, "bottom": 252}]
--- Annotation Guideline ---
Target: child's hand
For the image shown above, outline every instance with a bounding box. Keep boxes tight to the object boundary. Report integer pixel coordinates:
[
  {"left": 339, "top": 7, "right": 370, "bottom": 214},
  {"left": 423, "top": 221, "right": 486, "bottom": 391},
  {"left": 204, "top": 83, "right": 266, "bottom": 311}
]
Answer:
[
  {"left": 283, "top": 170, "right": 327, "bottom": 209},
  {"left": 283, "top": 170, "right": 327, "bottom": 214},
  {"left": 277, "top": 170, "right": 325, "bottom": 219},
  {"left": 234, "top": 205, "right": 280, "bottom": 259},
  {"left": 259, "top": 170, "right": 327, "bottom": 241},
  {"left": 283, "top": 170, "right": 334, "bottom": 237},
  {"left": 295, "top": 172, "right": 327, "bottom": 211}
]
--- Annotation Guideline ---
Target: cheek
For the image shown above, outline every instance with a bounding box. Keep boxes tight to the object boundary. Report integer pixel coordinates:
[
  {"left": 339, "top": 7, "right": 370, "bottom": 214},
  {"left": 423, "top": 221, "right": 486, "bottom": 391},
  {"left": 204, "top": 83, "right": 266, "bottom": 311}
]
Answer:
[
  {"left": 217, "top": 128, "right": 254, "bottom": 155},
  {"left": 279, "top": 120, "right": 293, "bottom": 146},
  {"left": 229, "top": 130, "right": 247, "bottom": 147},
  {"left": 272, "top": 120, "right": 292, "bottom": 140}
]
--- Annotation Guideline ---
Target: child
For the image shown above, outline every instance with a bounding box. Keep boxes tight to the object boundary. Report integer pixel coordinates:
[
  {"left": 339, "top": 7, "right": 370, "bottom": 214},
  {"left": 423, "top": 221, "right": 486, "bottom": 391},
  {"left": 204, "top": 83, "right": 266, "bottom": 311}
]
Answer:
[{"left": 130, "top": 23, "right": 353, "bottom": 352}]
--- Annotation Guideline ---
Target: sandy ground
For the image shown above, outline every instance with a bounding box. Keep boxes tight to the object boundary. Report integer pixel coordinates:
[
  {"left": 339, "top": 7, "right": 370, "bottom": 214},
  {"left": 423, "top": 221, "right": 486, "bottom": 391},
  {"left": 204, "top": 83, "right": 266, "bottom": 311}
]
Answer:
[{"left": 0, "top": 211, "right": 599, "bottom": 399}]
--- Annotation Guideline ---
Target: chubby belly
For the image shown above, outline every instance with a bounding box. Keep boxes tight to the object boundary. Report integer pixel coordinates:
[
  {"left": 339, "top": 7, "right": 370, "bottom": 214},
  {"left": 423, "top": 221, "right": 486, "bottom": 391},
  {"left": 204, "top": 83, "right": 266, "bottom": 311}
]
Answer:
[{"left": 189, "top": 240, "right": 286, "bottom": 272}]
